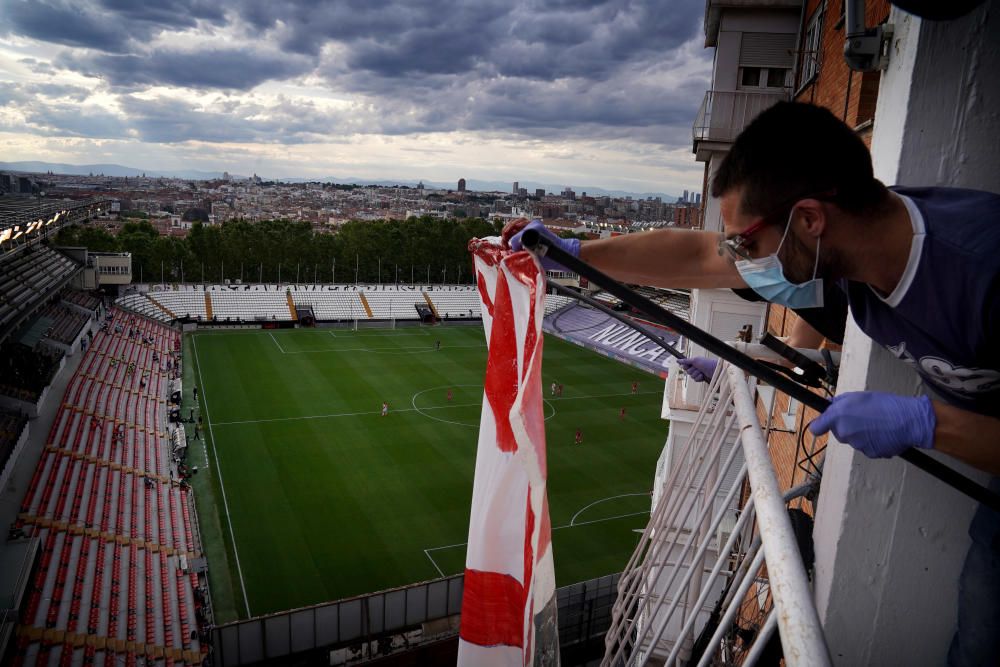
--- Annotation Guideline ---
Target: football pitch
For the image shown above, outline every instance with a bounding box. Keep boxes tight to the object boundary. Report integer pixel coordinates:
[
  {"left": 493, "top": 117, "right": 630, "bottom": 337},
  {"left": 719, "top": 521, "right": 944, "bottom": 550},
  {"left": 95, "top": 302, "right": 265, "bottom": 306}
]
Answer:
[{"left": 184, "top": 325, "right": 668, "bottom": 622}]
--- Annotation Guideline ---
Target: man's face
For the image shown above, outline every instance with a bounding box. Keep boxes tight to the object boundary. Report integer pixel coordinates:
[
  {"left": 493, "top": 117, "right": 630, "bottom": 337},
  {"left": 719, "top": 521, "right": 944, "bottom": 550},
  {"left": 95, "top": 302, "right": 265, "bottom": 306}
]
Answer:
[{"left": 720, "top": 189, "right": 840, "bottom": 285}]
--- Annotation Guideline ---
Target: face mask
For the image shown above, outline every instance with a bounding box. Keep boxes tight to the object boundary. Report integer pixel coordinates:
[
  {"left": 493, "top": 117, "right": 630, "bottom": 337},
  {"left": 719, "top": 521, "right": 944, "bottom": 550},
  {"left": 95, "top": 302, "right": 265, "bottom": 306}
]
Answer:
[{"left": 734, "top": 211, "right": 824, "bottom": 309}]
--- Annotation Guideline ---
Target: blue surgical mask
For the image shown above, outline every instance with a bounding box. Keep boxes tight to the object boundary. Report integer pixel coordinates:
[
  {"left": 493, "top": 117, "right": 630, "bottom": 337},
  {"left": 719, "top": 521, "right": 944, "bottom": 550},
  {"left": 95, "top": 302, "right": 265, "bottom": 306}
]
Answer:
[{"left": 734, "top": 211, "right": 824, "bottom": 309}]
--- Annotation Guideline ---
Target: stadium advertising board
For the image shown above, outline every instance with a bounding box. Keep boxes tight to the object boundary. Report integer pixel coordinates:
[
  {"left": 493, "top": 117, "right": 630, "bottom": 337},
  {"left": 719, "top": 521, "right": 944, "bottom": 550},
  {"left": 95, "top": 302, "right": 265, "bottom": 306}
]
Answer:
[{"left": 543, "top": 304, "right": 680, "bottom": 377}]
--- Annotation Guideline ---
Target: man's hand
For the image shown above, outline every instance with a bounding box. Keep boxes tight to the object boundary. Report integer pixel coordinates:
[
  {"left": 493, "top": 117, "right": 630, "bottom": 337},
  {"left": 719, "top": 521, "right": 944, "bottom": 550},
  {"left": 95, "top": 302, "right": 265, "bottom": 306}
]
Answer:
[
  {"left": 678, "top": 357, "right": 718, "bottom": 383},
  {"left": 809, "top": 392, "right": 936, "bottom": 458},
  {"left": 503, "top": 219, "right": 580, "bottom": 271}
]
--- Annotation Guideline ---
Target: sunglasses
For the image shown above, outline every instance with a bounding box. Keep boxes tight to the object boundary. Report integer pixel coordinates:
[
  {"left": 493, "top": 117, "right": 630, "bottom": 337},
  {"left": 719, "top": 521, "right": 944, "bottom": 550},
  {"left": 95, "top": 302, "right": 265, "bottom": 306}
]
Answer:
[{"left": 717, "top": 190, "right": 837, "bottom": 262}]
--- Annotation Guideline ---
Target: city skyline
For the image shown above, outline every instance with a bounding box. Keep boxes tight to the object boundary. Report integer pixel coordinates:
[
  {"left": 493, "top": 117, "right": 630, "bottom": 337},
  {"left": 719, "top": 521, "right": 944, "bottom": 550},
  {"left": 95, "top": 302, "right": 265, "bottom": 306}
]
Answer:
[{"left": 0, "top": 0, "right": 711, "bottom": 195}]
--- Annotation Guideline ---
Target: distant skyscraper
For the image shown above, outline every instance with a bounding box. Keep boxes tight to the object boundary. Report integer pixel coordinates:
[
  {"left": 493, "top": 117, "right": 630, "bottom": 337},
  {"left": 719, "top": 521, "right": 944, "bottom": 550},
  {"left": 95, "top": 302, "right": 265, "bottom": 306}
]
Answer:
[
  {"left": 535, "top": 189, "right": 545, "bottom": 198},
  {"left": 458, "top": 178, "right": 466, "bottom": 192},
  {"left": 512, "top": 181, "right": 519, "bottom": 195},
  {"left": 683, "top": 189, "right": 689, "bottom": 202},
  {"left": 695, "top": 193, "right": 702, "bottom": 205}
]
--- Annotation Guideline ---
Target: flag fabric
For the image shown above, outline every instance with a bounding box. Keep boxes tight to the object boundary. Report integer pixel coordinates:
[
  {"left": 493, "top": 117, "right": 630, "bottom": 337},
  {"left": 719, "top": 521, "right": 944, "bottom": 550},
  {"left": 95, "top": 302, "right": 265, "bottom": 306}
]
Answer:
[{"left": 458, "top": 238, "right": 559, "bottom": 666}]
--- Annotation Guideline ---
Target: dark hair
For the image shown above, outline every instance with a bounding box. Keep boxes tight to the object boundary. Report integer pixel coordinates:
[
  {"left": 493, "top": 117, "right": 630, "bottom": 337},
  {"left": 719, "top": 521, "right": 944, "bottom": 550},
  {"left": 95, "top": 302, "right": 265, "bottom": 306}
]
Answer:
[{"left": 711, "top": 102, "right": 889, "bottom": 217}]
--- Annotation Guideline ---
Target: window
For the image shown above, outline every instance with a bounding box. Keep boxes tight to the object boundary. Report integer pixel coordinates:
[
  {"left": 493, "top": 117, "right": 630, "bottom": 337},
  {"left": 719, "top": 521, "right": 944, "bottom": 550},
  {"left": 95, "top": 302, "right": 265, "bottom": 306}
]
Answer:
[
  {"left": 738, "top": 66, "right": 790, "bottom": 90},
  {"left": 783, "top": 397, "right": 801, "bottom": 430},
  {"left": 799, "top": 7, "right": 825, "bottom": 88},
  {"left": 737, "top": 32, "right": 794, "bottom": 90}
]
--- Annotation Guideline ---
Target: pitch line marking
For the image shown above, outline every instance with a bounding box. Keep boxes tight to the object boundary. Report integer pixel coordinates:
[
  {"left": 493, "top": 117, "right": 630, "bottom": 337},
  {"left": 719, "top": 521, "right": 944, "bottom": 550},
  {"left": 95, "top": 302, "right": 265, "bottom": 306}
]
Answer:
[
  {"left": 267, "top": 331, "right": 285, "bottom": 354},
  {"left": 569, "top": 493, "right": 652, "bottom": 526},
  {"left": 211, "top": 389, "right": 660, "bottom": 427},
  {"left": 410, "top": 385, "right": 556, "bottom": 428},
  {"left": 424, "top": 549, "right": 446, "bottom": 578},
  {"left": 192, "top": 335, "right": 252, "bottom": 618},
  {"left": 423, "top": 506, "right": 653, "bottom": 578},
  {"left": 329, "top": 330, "right": 431, "bottom": 338},
  {"left": 274, "top": 343, "right": 486, "bottom": 354}
]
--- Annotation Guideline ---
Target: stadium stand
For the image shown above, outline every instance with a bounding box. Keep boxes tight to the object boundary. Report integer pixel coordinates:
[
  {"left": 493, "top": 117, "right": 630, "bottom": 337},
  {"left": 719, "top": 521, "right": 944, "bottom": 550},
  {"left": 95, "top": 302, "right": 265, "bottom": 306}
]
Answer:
[
  {"left": 543, "top": 294, "right": 576, "bottom": 315},
  {"left": 0, "top": 246, "right": 82, "bottom": 339},
  {"left": 425, "top": 290, "right": 480, "bottom": 320},
  {"left": 9, "top": 310, "right": 207, "bottom": 666},
  {"left": 144, "top": 287, "right": 208, "bottom": 320},
  {"left": 116, "top": 294, "right": 173, "bottom": 323},
  {"left": 289, "top": 288, "right": 364, "bottom": 320},
  {"left": 61, "top": 290, "right": 102, "bottom": 314},
  {"left": 0, "top": 408, "right": 29, "bottom": 490},
  {"left": 0, "top": 344, "right": 64, "bottom": 403},
  {"left": 207, "top": 287, "right": 293, "bottom": 322},
  {"left": 36, "top": 303, "right": 89, "bottom": 346}
]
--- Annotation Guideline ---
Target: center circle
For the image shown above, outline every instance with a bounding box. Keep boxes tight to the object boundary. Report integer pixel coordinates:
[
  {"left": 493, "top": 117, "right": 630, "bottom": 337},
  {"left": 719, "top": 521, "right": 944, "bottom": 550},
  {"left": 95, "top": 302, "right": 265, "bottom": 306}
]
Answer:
[{"left": 410, "top": 384, "right": 557, "bottom": 428}]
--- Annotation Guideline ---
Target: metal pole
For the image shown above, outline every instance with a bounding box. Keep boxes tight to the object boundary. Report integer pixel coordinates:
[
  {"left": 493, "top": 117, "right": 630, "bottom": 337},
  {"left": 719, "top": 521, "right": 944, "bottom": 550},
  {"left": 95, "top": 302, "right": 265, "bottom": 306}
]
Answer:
[
  {"left": 378, "top": 257, "right": 381, "bottom": 285},
  {"left": 333, "top": 258, "right": 336, "bottom": 284},
  {"left": 521, "top": 230, "right": 1000, "bottom": 512},
  {"left": 727, "top": 364, "right": 832, "bottom": 667},
  {"left": 297, "top": 263, "right": 300, "bottom": 284}
]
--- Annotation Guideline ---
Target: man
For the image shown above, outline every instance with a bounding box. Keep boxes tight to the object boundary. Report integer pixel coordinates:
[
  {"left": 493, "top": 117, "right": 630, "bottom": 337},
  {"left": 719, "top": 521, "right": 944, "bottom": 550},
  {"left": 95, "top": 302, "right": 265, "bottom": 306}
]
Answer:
[
  {"left": 551, "top": 381, "right": 557, "bottom": 397},
  {"left": 508, "top": 101, "right": 1000, "bottom": 664},
  {"left": 619, "top": 407, "right": 627, "bottom": 422},
  {"left": 575, "top": 428, "right": 583, "bottom": 445},
  {"left": 509, "top": 102, "right": 1000, "bottom": 476},
  {"left": 631, "top": 380, "right": 639, "bottom": 395},
  {"left": 447, "top": 388, "right": 453, "bottom": 403},
  {"left": 381, "top": 401, "right": 389, "bottom": 417}
]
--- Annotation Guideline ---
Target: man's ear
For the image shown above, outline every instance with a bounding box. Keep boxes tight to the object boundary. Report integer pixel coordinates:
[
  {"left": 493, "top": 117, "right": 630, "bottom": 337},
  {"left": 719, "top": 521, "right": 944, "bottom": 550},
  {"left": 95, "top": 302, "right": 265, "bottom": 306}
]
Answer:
[{"left": 794, "top": 199, "right": 827, "bottom": 239}]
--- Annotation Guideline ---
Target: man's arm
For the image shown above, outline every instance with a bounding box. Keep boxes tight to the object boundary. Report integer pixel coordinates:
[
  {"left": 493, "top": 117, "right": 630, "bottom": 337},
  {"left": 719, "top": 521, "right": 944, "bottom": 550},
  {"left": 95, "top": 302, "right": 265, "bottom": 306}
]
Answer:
[
  {"left": 785, "top": 317, "right": 827, "bottom": 349},
  {"left": 931, "top": 401, "right": 1000, "bottom": 475},
  {"left": 580, "top": 228, "right": 747, "bottom": 289}
]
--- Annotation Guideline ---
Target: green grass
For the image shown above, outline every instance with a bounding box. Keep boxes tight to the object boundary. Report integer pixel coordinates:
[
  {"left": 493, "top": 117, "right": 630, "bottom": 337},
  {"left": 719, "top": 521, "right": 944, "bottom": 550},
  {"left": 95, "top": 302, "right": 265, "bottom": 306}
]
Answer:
[{"left": 185, "top": 325, "right": 667, "bottom": 621}]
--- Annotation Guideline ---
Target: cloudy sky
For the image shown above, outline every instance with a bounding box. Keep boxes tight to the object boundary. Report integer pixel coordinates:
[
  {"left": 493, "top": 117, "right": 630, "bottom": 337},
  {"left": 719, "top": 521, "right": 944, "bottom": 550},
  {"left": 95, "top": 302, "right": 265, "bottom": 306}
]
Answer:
[{"left": 0, "top": 0, "right": 713, "bottom": 194}]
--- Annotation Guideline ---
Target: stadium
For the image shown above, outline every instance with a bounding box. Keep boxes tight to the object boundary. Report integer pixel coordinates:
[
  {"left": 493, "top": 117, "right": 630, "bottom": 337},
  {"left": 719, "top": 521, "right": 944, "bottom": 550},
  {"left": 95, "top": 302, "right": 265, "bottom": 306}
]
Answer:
[
  {"left": 2, "top": 2, "right": 997, "bottom": 665},
  {"left": 0, "top": 195, "right": 695, "bottom": 665}
]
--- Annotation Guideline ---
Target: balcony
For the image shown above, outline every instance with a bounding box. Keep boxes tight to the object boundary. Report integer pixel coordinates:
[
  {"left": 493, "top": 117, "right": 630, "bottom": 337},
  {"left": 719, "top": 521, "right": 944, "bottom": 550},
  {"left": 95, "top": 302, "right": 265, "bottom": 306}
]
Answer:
[
  {"left": 602, "top": 362, "right": 830, "bottom": 666},
  {"left": 692, "top": 90, "right": 789, "bottom": 159}
]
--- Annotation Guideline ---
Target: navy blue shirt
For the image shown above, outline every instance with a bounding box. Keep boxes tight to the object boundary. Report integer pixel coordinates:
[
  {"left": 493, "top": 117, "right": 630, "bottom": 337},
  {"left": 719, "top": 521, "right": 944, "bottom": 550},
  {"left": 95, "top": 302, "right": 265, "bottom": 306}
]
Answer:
[{"left": 845, "top": 187, "right": 1000, "bottom": 417}]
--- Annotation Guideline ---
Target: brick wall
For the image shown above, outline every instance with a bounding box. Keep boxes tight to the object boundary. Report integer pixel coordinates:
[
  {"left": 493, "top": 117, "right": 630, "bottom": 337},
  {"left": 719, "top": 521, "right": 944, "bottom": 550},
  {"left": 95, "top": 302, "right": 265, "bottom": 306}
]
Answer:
[{"left": 795, "top": 0, "right": 891, "bottom": 130}]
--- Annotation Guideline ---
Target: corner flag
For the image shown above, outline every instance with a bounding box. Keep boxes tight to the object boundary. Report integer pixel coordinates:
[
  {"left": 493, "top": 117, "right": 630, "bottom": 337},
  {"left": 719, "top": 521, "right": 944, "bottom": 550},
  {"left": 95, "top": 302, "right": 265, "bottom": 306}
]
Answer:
[{"left": 459, "top": 239, "right": 559, "bottom": 666}]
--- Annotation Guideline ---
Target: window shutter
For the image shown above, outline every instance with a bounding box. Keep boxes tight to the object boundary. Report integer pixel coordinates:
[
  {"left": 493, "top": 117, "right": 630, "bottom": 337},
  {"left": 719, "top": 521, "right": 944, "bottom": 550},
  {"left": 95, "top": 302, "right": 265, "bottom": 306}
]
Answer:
[{"left": 739, "top": 32, "right": 795, "bottom": 69}]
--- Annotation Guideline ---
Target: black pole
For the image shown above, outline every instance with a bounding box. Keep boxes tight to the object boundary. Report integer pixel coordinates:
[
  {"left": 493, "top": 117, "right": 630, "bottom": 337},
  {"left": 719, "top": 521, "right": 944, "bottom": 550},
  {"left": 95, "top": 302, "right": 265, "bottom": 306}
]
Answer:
[{"left": 521, "top": 229, "right": 1000, "bottom": 512}]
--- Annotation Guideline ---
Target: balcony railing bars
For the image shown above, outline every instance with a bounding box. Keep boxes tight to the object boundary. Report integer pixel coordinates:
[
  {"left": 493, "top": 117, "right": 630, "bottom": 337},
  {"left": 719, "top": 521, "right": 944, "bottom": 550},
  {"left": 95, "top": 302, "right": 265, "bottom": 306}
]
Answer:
[
  {"left": 602, "top": 363, "right": 831, "bottom": 667},
  {"left": 692, "top": 90, "right": 789, "bottom": 144}
]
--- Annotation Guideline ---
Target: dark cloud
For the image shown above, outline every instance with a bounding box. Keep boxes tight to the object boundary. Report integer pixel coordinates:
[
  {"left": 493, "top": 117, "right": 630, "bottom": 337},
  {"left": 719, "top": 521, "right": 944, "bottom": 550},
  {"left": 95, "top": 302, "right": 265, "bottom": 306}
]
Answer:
[
  {"left": 1, "top": 0, "right": 712, "bottom": 150},
  {"left": 20, "top": 104, "right": 128, "bottom": 139},
  {"left": 0, "top": 0, "right": 227, "bottom": 53},
  {"left": 59, "top": 48, "right": 313, "bottom": 90}
]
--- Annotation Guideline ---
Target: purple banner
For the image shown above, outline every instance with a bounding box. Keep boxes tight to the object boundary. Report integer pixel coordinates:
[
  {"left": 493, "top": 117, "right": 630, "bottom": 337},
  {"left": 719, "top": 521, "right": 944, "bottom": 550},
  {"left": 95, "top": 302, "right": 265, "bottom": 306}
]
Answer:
[{"left": 543, "top": 303, "right": 682, "bottom": 377}]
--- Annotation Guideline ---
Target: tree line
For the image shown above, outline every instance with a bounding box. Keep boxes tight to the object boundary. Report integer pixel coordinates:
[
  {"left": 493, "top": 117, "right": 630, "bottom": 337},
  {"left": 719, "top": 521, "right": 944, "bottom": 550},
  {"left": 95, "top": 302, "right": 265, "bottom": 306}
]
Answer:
[{"left": 53, "top": 216, "right": 505, "bottom": 285}]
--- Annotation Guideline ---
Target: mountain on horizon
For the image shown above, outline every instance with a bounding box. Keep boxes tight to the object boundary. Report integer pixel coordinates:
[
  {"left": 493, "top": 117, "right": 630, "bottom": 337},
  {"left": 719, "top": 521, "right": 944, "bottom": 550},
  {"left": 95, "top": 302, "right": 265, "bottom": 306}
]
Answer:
[
  {"left": 1, "top": 160, "right": 680, "bottom": 200},
  {"left": 0, "top": 160, "right": 238, "bottom": 181}
]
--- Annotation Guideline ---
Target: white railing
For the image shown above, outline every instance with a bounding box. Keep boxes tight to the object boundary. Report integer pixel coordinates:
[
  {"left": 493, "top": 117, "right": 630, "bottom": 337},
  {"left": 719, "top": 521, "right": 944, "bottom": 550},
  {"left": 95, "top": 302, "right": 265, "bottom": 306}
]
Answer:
[
  {"left": 602, "top": 362, "right": 830, "bottom": 667},
  {"left": 692, "top": 90, "right": 789, "bottom": 145}
]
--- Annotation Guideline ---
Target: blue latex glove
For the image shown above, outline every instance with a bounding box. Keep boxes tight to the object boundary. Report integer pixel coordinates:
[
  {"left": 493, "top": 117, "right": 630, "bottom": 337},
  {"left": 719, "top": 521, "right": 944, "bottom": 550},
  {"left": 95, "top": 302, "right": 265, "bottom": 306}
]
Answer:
[
  {"left": 809, "top": 392, "right": 937, "bottom": 458},
  {"left": 677, "top": 357, "right": 717, "bottom": 383},
  {"left": 507, "top": 220, "right": 580, "bottom": 271}
]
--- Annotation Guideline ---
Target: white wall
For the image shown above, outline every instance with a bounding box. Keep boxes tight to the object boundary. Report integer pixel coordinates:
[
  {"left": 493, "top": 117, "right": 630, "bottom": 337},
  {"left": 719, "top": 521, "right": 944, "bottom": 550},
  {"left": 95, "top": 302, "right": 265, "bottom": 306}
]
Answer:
[{"left": 813, "top": 3, "right": 1000, "bottom": 664}]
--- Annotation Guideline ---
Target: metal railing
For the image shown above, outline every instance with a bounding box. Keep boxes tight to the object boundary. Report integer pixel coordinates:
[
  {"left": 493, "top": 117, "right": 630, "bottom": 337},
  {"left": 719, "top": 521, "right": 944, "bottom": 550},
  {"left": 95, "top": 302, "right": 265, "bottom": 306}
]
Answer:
[
  {"left": 692, "top": 90, "right": 789, "bottom": 145},
  {"left": 602, "top": 363, "right": 830, "bottom": 667}
]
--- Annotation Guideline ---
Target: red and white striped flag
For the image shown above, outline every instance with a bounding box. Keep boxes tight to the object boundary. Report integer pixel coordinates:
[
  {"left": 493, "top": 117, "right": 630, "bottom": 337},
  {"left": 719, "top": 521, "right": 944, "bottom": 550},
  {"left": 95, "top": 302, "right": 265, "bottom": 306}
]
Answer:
[{"left": 459, "top": 239, "right": 559, "bottom": 666}]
